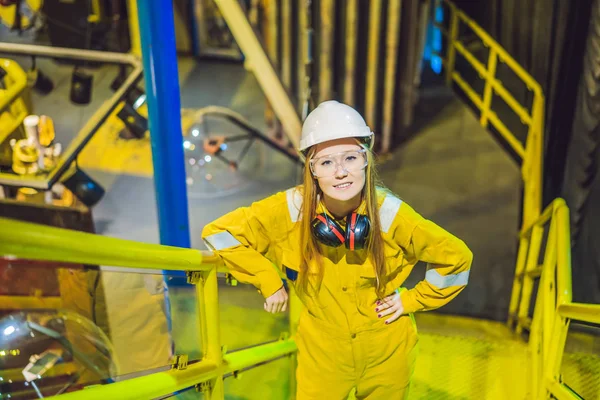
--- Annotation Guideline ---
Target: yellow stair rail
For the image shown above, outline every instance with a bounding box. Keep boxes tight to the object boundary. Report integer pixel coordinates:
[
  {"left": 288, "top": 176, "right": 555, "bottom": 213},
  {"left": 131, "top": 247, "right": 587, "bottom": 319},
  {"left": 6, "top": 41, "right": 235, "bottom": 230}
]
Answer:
[
  {"left": 433, "top": 0, "right": 544, "bottom": 232},
  {"left": 434, "top": 2, "right": 600, "bottom": 399},
  {"left": 521, "top": 199, "right": 600, "bottom": 399},
  {"left": 0, "top": 217, "right": 298, "bottom": 400}
]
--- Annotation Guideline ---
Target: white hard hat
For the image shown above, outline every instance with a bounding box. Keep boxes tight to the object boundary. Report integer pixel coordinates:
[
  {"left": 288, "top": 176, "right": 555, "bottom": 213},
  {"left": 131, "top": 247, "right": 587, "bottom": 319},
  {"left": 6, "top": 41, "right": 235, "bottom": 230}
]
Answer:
[{"left": 299, "top": 100, "right": 373, "bottom": 152}]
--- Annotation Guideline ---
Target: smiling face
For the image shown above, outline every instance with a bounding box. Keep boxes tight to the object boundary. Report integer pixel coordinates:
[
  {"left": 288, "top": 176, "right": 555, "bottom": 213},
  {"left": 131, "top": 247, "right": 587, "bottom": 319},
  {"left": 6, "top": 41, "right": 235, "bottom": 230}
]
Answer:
[{"left": 311, "top": 138, "right": 367, "bottom": 209}]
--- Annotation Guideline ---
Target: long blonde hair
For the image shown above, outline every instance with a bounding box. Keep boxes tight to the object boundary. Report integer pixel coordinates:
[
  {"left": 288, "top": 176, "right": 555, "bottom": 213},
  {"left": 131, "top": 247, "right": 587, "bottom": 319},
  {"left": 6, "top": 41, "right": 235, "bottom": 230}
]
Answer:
[{"left": 297, "top": 144, "right": 387, "bottom": 298}]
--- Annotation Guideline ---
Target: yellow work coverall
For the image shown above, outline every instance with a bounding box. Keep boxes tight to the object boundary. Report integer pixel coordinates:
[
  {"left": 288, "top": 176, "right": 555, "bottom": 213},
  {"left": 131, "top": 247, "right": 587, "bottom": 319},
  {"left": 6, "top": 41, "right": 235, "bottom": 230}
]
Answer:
[{"left": 202, "top": 186, "right": 473, "bottom": 399}]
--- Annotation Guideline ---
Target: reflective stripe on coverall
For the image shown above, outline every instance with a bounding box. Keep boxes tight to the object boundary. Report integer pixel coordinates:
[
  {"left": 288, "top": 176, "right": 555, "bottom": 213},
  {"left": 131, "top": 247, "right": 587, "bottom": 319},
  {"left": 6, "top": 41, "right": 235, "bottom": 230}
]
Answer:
[{"left": 202, "top": 186, "right": 473, "bottom": 399}]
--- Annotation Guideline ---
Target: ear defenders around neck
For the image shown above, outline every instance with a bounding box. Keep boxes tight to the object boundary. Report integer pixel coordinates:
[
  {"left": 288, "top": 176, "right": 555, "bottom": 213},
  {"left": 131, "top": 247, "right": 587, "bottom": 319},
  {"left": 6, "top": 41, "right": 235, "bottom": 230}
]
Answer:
[{"left": 311, "top": 212, "right": 371, "bottom": 250}]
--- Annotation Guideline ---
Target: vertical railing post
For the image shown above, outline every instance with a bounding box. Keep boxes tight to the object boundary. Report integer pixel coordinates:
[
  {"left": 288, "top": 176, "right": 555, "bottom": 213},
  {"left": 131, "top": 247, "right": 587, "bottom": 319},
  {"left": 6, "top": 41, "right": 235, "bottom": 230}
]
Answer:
[
  {"left": 480, "top": 49, "right": 498, "bottom": 128},
  {"left": 544, "top": 204, "right": 572, "bottom": 397},
  {"left": 445, "top": 4, "right": 459, "bottom": 86},
  {"left": 517, "top": 225, "right": 543, "bottom": 335},
  {"left": 508, "top": 234, "right": 530, "bottom": 327},
  {"left": 194, "top": 268, "right": 224, "bottom": 398}
]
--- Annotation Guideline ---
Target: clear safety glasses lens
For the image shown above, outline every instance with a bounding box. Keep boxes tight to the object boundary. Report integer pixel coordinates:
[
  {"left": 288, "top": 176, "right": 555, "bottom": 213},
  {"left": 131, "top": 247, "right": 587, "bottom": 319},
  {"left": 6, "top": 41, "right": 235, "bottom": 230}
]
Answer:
[{"left": 310, "top": 149, "right": 368, "bottom": 178}]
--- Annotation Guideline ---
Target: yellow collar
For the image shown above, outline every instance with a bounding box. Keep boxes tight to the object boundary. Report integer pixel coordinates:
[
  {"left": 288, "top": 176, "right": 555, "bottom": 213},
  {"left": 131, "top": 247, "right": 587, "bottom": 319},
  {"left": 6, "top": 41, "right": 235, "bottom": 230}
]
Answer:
[{"left": 316, "top": 197, "right": 367, "bottom": 220}]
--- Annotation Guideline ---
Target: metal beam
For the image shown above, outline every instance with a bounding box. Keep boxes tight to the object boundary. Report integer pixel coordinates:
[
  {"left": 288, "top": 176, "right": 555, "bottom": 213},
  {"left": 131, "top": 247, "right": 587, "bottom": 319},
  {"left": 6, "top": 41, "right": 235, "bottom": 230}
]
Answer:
[{"left": 137, "top": 0, "right": 191, "bottom": 249}]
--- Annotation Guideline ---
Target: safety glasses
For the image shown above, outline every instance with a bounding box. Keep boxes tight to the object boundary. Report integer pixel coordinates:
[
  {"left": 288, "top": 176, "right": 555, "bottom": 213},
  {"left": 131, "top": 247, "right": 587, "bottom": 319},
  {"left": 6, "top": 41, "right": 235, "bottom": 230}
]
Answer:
[{"left": 309, "top": 148, "right": 368, "bottom": 178}]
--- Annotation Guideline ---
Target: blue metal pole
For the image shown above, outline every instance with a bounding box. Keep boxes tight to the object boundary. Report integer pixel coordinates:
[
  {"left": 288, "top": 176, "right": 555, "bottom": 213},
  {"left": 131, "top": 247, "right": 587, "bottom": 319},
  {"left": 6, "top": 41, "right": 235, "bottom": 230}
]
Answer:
[{"left": 137, "top": 0, "right": 191, "bottom": 251}]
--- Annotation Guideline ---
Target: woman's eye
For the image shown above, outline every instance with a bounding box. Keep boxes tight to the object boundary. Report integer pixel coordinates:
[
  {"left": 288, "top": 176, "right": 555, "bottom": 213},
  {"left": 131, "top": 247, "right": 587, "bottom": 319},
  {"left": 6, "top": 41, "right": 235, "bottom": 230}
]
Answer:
[
  {"left": 345, "top": 156, "right": 357, "bottom": 162},
  {"left": 320, "top": 160, "right": 332, "bottom": 166}
]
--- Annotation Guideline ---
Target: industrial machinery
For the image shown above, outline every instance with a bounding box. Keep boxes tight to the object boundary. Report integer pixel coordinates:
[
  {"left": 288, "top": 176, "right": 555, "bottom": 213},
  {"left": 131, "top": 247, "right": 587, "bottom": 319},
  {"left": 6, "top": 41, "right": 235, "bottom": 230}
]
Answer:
[{"left": 0, "top": 57, "right": 103, "bottom": 208}]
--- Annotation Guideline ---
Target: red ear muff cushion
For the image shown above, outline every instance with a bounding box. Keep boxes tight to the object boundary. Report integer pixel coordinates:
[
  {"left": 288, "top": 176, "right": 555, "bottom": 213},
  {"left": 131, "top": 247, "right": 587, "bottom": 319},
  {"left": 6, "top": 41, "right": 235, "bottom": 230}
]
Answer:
[
  {"left": 311, "top": 213, "right": 345, "bottom": 247},
  {"left": 345, "top": 213, "right": 370, "bottom": 250}
]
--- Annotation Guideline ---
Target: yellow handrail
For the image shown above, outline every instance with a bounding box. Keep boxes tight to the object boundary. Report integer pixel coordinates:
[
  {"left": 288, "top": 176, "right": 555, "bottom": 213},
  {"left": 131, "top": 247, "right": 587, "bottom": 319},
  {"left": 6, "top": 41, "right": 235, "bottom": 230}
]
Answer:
[
  {"left": 0, "top": 216, "right": 297, "bottom": 400},
  {"left": 521, "top": 199, "right": 600, "bottom": 399},
  {"left": 434, "top": 3, "right": 599, "bottom": 399},
  {"left": 434, "top": 0, "right": 544, "bottom": 229}
]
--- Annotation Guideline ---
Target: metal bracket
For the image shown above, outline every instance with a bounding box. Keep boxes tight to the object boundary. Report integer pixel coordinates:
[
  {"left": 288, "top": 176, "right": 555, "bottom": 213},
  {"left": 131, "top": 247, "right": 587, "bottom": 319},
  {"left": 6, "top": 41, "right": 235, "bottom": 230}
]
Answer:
[
  {"left": 186, "top": 271, "right": 203, "bottom": 284},
  {"left": 225, "top": 273, "right": 238, "bottom": 286},
  {"left": 196, "top": 380, "right": 212, "bottom": 393},
  {"left": 171, "top": 354, "right": 188, "bottom": 370}
]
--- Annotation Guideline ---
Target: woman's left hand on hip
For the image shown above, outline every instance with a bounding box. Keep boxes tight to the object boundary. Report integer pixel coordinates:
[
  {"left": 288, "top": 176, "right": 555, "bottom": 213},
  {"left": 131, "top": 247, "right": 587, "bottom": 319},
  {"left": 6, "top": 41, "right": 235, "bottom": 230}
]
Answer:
[{"left": 375, "top": 289, "right": 404, "bottom": 324}]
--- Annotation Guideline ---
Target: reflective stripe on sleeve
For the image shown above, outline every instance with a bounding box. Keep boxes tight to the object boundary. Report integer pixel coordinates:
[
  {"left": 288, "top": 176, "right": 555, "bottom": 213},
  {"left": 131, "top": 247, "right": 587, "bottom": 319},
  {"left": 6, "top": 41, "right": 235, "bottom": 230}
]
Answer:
[
  {"left": 204, "top": 231, "right": 242, "bottom": 250},
  {"left": 425, "top": 267, "right": 470, "bottom": 289}
]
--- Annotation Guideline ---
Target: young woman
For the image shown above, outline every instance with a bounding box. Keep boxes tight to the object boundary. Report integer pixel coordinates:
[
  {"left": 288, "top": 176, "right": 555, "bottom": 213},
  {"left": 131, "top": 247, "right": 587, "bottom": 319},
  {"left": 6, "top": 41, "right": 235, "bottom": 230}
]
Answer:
[{"left": 202, "top": 100, "right": 473, "bottom": 399}]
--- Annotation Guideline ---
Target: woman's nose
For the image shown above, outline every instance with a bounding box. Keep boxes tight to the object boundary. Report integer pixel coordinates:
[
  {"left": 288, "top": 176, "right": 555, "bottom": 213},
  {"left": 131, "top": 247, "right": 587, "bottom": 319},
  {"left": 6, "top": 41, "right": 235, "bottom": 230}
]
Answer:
[{"left": 334, "top": 163, "right": 348, "bottom": 177}]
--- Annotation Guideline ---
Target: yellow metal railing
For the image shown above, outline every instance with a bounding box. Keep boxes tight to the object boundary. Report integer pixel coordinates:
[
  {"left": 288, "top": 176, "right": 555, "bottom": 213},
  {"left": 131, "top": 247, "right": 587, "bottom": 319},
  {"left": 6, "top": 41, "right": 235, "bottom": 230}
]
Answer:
[
  {"left": 0, "top": 217, "right": 298, "bottom": 400},
  {"left": 515, "top": 199, "right": 600, "bottom": 399},
  {"left": 434, "top": 0, "right": 544, "bottom": 230},
  {"left": 435, "top": 3, "right": 599, "bottom": 399}
]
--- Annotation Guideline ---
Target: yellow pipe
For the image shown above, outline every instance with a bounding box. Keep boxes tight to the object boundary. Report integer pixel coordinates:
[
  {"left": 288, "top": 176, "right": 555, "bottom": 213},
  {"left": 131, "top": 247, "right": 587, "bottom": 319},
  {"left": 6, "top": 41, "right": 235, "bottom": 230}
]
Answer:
[
  {"left": 365, "top": 0, "right": 382, "bottom": 129},
  {"left": 381, "top": 0, "right": 402, "bottom": 153},
  {"left": 343, "top": 0, "right": 358, "bottom": 106},
  {"left": 319, "top": 0, "right": 334, "bottom": 102}
]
